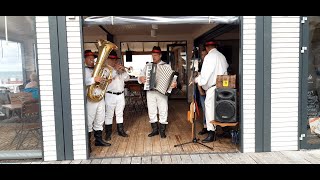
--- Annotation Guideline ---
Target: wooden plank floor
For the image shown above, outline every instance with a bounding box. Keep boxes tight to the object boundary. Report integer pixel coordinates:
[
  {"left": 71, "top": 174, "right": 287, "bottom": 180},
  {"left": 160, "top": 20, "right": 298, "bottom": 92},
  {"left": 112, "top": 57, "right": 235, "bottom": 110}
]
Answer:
[
  {"left": 90, "top": 100, "right": 239, "bottom": 159},
  {"left": 4, "top": 149, "right": 320, "bottom": 164},
  {"left": 0, "top": 122, "right": 41, "bottom": 151}
]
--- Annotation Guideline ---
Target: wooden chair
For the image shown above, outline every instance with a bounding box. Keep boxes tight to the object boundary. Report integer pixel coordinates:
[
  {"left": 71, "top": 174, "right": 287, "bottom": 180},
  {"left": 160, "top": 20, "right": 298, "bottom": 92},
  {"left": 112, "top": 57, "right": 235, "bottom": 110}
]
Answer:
[
  {"left": 9, "top": 92, "right": 34, "bottom": 104},
  {"left": 10, "top": 100, "right": 41, "bottom": 150},
  {"left": 8, "top": 92, "right": 40, "bottom": 149},
  {"left": 6, "top": 92, "right": 34, "bottom": 118},
  {"left": 126, "top": 84, "right": 147, "bottom": 115}
]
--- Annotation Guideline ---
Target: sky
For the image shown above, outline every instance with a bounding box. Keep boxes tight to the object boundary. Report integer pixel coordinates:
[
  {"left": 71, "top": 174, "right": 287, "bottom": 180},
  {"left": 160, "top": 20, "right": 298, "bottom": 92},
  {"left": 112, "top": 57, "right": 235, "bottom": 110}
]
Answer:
[{"left": 0, "top": 40, "right": 22, "bottom": 72}]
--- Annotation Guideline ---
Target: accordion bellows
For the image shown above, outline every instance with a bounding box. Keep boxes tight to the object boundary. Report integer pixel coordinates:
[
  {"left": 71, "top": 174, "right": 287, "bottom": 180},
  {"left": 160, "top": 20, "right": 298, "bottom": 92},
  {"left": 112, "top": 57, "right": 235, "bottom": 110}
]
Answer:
[{"left": 144, "top": 63, "right": 176, "bottom": 95}]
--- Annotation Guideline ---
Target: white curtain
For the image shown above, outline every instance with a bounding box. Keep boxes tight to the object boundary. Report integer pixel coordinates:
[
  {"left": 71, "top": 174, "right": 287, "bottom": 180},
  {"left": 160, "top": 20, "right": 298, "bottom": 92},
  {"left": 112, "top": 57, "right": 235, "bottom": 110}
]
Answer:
[{"left": 84, "top": 16, "right": 240, "bottom": 25}]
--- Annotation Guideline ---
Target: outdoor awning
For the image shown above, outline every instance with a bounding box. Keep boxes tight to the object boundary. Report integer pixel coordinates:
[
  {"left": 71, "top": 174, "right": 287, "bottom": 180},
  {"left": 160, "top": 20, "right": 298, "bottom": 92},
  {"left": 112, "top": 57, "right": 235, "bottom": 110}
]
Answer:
[{"left": 83, "top": 16, "right": 240, "bottom": 25}]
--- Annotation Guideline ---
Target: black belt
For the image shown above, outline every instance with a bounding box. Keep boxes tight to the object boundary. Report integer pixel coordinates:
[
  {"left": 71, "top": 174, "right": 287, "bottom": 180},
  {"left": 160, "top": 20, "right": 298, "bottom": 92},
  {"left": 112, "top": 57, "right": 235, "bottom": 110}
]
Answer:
[
  {"left": 209, "top": 84, "right": 216, "bottom": 88},
  {"left": 107, "top": 91, "right": 124, "bottom": 95}
]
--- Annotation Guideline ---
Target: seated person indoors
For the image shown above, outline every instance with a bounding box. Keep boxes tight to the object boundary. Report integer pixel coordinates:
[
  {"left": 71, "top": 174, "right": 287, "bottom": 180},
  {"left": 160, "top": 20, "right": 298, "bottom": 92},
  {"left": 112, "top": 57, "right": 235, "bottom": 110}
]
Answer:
[
  {"left": 24, "top": 72, "right": 39, "bottom": 100},
  {"left": 25, "top": 73, "right": 38, "bottom": 88}
]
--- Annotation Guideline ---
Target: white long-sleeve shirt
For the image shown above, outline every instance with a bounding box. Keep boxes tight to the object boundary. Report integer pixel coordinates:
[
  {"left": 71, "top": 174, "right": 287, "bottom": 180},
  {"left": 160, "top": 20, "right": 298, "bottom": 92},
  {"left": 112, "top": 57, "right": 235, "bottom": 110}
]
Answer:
[
  {"left": 195, "top": 48, "right": 228, "bottom": 91},
  {"left": 85, "top": 67, "right": 96, "bottom": 86},
  {"left": 138, "top": 61, "right": 169, "bottom": 84},
  {"left": 107, "top": 68, "right": 130, "bottom": 92}
]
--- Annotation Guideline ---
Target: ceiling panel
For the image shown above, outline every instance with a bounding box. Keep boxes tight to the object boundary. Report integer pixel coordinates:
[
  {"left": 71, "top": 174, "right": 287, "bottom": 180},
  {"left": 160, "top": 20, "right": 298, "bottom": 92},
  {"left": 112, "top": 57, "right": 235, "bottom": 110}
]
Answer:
[
  {"left": 120, "top": 41, "right": 186, "bottom": 52},
  {"left": 83, "top": 24, "right": 216, "bottom": 36}
]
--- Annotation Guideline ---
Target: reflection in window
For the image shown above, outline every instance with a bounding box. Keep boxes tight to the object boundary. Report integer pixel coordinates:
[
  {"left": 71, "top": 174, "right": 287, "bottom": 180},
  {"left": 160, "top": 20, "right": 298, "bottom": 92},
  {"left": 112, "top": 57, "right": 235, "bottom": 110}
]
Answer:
[
  {"left": 307, "top": 16, "right": 320, "bottom": 144},
  {"left": 0, "top": 40, "right": 23, "bottom": 92},
  {"left": 0, "top": 16, "right": 42, "bottom": 156}
]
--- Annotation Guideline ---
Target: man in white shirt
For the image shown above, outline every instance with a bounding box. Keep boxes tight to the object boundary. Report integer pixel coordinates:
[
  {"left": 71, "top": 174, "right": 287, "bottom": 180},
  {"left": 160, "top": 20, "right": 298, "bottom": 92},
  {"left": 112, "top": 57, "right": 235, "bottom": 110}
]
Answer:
[
  {"left": 138, "top": 46, "right": 177, "bottom": 138},
  {"left": 84, "top": 50, "right": 111, "bottom": 152},
  {"left": 104, "top": 50, "right": 130, "bottom": 141},
  {"left": 195, "top": 41, "right": 229, "bottom": 143},
  {"left": 197, "top": 48, "right": 208, "bottom": 135}
]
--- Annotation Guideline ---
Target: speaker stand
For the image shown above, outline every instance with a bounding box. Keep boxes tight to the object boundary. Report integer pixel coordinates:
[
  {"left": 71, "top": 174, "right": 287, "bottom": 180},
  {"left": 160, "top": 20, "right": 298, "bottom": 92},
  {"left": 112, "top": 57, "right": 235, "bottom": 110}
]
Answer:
[{"left": 174, "top": 117, "right": 214, "bottom": 150}]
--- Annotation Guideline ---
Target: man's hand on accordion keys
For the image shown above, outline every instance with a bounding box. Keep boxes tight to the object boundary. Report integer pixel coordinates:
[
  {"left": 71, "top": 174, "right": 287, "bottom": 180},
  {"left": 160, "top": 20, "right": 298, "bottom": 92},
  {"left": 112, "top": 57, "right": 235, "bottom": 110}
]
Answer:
[
  {"left": 171, "top": 81, "right": 177, "bottom": 89},
  {"left": 139, "top": 76, "right": 146, "bottom": 84}
]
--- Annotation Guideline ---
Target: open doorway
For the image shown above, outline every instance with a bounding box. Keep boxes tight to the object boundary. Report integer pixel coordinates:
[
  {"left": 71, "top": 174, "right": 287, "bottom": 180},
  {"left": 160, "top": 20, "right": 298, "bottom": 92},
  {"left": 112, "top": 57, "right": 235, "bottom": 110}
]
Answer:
[
  {"left": 167, "top": 43, "right": 188, "bottom": 99},
  {"left": 119, "top": 41, "right": 189, "bottom": 99},
  {"left": 81, "top": 16, "right": 241, "bottom": 158}
]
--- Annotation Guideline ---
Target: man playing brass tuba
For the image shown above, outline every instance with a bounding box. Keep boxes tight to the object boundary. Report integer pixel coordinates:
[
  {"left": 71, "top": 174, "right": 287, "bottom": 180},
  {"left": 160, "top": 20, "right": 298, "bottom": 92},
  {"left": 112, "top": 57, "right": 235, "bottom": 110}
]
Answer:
[
  {"left": 84, "top": 50, "right": 112, "bottom": 152},
  {"left": 104, "top": 50, "right": 130, "bottom": 141}
]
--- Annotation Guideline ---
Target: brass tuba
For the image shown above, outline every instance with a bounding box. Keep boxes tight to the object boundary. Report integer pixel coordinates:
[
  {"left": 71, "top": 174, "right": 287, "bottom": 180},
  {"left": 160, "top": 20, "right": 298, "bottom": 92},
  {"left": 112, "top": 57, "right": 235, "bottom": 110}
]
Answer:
[{"left": 87, "top": 39, "right": 118, "bottom": 102}]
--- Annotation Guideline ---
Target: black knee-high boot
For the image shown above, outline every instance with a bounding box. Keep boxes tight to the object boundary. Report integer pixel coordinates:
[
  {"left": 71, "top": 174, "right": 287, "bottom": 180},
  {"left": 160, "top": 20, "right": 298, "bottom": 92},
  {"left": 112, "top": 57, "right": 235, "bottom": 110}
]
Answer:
[
  {"left": 148, "top": 123, "right": 159, "bottom": 137},
  {"left": 198, "top": 128, "right": 208, "bottom": 135},
  {"left": 94, "top": 130, "right": 111, "bottom": 146},
  {"left": 201, "top": 131, "right": 216, "bottom": 143},
  {"left": 117, "top": 123, "right": 129, "bottom": 137},
  {"left": 159, "top": 124, "right": 167, "bottom": 138},
  {"left": 105, "top": 125, "right": 112, "bottom": 141}
]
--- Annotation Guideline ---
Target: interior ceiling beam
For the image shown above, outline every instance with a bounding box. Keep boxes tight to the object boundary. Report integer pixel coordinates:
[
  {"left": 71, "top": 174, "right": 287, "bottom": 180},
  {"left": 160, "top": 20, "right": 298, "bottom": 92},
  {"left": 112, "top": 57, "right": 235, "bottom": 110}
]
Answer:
[
  {"left": 98, "top": 25, "right": 114, "bottom": 42},
  {"left": 98, "top": 25, "right": 112, "bottom": 35}
]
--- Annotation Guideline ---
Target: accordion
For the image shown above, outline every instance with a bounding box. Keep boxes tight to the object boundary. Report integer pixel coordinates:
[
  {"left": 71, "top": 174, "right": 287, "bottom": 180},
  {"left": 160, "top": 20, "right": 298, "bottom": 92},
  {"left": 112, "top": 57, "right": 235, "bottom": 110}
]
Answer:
[{"left": 144, "top": 63, "right": 177, "bottom": 95}]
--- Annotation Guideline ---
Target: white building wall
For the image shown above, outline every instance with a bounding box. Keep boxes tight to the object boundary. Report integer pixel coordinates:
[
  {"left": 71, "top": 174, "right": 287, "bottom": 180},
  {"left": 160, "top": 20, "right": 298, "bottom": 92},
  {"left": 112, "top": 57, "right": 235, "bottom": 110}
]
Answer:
[
  {"left": 242, "top": 16, "right": 256, "bottom": 153},
  {"left": 65, "top": 16, "right": 87, "bottom": 160},
  {"left": 271, "top": 16, "right": 300, "bottom": 151},
  {"left": 35, "top": 16, "right": 57, "bottom": 161}
]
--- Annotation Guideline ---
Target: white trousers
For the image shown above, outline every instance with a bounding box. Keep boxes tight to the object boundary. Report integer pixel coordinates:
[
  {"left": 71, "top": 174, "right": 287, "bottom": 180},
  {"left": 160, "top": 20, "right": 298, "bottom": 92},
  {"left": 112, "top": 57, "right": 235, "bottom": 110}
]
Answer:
[
  {"left": 105, "top": 93, "right": 125, "bottom": 125},
  {"left": 146, "top": 91, "right": 168, "bottom": 124},
  {"left": 87, "top": 98, "right": 105, "bottom": 132},
  {"left": 205, "top": 86, "right": 216, "bottom": 131}
]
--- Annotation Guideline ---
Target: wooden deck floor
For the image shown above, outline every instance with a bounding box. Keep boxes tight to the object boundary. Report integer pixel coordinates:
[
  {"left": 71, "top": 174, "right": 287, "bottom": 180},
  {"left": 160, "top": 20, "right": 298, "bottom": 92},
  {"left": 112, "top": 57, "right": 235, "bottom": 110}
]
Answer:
[
  {"left": 0, "top": 121, "right": 41, "bottom": 151},
  {"left": 90, "top": 100, "right": 238, "bottom": 159},
  {"left": 5, "top": 149, "right": 320, "bottom": 164}
]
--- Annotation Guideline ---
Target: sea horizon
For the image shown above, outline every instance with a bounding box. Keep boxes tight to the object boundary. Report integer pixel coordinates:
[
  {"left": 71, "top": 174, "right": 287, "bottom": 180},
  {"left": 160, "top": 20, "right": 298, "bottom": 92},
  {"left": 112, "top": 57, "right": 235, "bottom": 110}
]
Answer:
[{"left": 0, "top": 71, "right": 23, "bottom": 81}]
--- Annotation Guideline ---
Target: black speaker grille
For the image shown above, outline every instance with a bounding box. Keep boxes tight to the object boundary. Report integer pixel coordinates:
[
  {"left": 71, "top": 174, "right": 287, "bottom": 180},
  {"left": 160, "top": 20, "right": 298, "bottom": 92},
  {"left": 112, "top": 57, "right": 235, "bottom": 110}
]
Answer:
[{"left": 216, "top": 101, "right": 235, "bottom": 122}]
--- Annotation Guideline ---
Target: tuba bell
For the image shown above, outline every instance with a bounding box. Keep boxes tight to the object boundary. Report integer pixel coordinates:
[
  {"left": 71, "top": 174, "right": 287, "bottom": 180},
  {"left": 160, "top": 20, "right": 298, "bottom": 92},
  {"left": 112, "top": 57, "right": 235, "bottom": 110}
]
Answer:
[{"left": 87, "top": 39, "right": 118, "bottom": 102}]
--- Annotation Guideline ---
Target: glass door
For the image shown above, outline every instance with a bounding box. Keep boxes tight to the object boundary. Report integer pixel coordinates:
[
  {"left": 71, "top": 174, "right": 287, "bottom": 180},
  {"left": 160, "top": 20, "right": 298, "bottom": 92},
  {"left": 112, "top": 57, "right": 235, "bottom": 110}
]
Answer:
[
  {"left": 167, "top": 44, "right": 188, "bottom": 99},
  {"left": 301, "top": 16, "right": 320, "bottom": 149},
  {"left": 0, "top": 16, "right": 43, "bottom": 159}
]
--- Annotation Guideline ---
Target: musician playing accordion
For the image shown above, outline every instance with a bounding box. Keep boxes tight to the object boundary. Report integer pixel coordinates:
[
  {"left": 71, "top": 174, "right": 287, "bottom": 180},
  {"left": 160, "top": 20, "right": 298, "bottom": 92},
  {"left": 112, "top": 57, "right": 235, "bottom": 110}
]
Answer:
[{"left": 138, "top": 46, "right": 177, "bottom": 138}]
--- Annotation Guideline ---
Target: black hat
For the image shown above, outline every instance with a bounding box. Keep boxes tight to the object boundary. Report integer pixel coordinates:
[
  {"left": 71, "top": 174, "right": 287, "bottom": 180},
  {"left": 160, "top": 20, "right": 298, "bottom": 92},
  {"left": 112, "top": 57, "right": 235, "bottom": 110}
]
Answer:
[
  {"left": 151, "top": 46, "right": 161, "bottom": 53},
  {"left": 204, "top": 40, "right": 218, "bottom": 47},
  {"left": 84, "top": 50, "right": 98, "bottom": 58},
  {"left": 108, "top": 50, "right": 120, "bottom": 59}
]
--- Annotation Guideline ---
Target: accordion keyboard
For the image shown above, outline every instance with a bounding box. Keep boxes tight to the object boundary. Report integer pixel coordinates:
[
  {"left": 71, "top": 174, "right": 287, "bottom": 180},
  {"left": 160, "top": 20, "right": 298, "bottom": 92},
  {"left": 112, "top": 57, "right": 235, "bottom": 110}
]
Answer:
[
  {"left": 166, "top": 75, "right": 178, "bottom": 94},
  {"left": 144, "top": 63, "right": 153, "bottom": 90}
]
